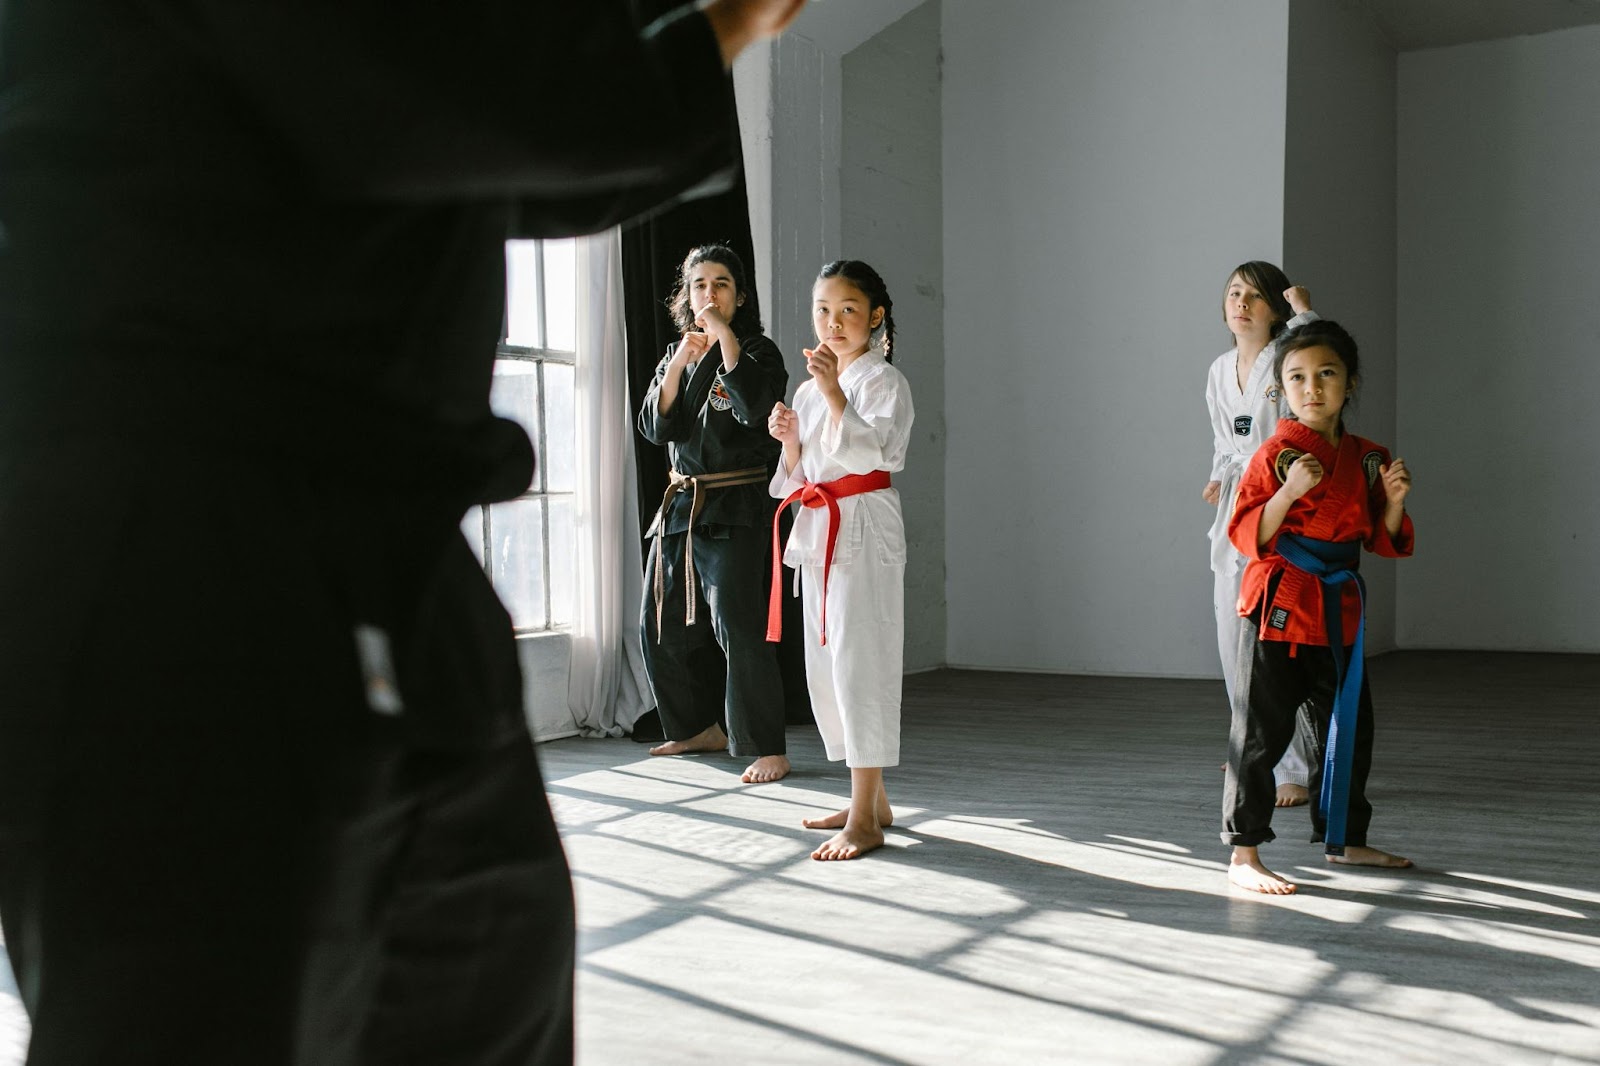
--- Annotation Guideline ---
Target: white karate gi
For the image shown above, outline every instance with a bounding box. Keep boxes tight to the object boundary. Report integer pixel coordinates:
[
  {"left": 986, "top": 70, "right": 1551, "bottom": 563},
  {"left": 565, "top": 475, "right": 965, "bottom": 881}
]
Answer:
[
  {"left": 771, "top": 351, "right": 914, "bottom": 768},
  {"left": 1204, "top": 312, "right": 1316, "bottom": 787}
]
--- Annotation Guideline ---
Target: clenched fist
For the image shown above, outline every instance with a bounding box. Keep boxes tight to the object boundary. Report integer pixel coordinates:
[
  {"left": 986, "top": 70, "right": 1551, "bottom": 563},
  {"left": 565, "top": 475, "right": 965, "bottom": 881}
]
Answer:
[{"left": 769, "top": 401, "right": 799, "bottom": 445}]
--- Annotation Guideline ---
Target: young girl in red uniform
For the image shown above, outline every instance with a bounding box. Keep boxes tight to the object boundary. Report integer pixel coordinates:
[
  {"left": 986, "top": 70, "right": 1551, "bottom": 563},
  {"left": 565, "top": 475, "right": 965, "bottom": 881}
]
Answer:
[{"left": 1222, "top": 320, "right": 1414, "bottom": 895}]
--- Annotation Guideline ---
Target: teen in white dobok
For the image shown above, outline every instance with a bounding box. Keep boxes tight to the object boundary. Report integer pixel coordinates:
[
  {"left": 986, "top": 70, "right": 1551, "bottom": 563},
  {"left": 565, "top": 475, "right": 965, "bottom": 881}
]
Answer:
[{"left": 1204, "top": 260, "right": 1318, "bottom": 807}]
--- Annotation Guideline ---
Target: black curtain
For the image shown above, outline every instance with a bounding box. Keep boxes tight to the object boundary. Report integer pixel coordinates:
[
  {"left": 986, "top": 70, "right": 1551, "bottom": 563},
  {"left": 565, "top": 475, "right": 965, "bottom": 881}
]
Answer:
[{"left": 620, "top": 9, "right": 812, "bottom": 731}]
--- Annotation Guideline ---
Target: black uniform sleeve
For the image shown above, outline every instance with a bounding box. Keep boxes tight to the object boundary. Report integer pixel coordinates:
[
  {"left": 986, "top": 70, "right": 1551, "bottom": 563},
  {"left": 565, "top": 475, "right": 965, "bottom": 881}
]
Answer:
[
  {"left": 716, "top": 334, "right": 788, "bottom": 429},
  {"left": 638, "top": 345, "right": 693, "bottom": 445},
  {"left": 204, "top": 3, "right": 737, "bottom": 219}
]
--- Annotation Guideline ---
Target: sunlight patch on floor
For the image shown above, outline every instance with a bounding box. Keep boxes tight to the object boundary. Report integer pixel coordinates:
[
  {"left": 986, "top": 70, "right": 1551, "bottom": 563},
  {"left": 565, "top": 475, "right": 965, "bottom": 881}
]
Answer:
[
  {"left": 705, "top": 879, "right": 976, "bottom": 959},
  {"left": 585, "top": 915, "right": 1222, "bottom": 1066},
  {"left": 943, "top": 916, "right": 1327, "bottom": 1046},
  {"left": 562, "top": 833, "right": 745, "bottom": 901},
  {"left": 1385, "top": 911, "right": 1600, "bottom": 969},
  {"left": 596, "top": 810, "right": 813, "bottom": 868}
]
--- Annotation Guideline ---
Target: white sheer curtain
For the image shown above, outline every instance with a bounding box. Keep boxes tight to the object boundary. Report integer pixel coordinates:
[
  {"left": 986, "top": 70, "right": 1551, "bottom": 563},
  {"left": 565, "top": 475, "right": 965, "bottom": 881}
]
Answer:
[{"left": 566, "top": 228, "right": 653, "bottom": 736}]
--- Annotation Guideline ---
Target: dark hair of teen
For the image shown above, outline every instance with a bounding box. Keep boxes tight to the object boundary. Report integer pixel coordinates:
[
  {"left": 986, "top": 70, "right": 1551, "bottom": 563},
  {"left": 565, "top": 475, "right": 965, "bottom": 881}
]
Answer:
[
  {"left": 1273, "top": 318, "right": 1362, "bottom": 426},
  {"left": 1223, "top": 260, "right": 1295, "bottom": 340},
  {"left": 816, "top": 259, "right": 896, "bottom": 363},
  {"left": 667, "top": 244, "right": 764, "bottom": 337}
]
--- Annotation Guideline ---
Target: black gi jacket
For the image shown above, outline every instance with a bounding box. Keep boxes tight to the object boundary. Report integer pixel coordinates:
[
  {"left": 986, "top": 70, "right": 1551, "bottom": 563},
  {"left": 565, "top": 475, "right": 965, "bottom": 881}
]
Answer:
[
  {"left": 0, "top": 1, "right": 738, "bottom": 505},
  {"left": 0, "top": 5, "right": 746, "bottom": 1060},
  {"left": 639, "top": 333, "right": 788, "bottom": 534}
]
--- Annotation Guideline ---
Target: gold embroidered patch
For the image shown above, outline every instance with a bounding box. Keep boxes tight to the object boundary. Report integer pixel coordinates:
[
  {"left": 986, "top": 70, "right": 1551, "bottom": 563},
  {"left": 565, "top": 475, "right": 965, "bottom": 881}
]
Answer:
[{"left": 1274, "top": 447, "right": 1305, "bottom": 484}]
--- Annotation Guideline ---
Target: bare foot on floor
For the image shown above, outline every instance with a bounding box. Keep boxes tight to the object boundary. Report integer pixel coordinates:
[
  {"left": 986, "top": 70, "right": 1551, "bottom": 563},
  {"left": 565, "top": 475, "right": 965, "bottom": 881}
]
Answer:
[
  {"left": 812, "top": 822, "right": 885, "bottom": 861},
  {"left": 1327, "top": 845, "right": 1412, "bottom": 869},
  {"left": 649, "top": 723, "right": 728, "bottom": 757},
  {"left": 1275, "top": 783, "right": 1310, "bottom": 807},
  {"left": 803, "top": 784, "right": 893, "bottom": 830},
  {"left": 741, "top": 755, "right": 790, "bottom": 783},
  {"left": 1228, "top": 853, "right": 1297, "bottom": 895}
]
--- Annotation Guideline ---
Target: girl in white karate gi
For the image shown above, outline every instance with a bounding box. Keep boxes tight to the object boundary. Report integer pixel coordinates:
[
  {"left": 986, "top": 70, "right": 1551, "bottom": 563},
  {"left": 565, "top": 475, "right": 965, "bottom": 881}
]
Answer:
[
  {"left": 1204, "top": 260, "right": 1318, "bottom": 806},
  {"left": 768, "top": 260, "right": 913, "bottom": 861}
]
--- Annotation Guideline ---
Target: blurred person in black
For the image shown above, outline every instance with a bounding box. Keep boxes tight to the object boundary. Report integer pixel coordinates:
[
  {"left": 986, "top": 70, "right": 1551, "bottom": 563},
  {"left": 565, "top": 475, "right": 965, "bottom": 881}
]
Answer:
[{"left": 0, "top": 2, "right": 805, "bottom": 1063}]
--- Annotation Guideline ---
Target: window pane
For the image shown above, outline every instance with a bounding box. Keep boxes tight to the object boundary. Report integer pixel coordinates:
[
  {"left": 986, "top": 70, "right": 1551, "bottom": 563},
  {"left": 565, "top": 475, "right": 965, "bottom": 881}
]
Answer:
[
  {"left": 489, "top": 498, "right": 546, "bottom": 631},
  {"left": 504, "top": 240, "right": 544, "bottom": 348},
  {"left": 548, "top": 496, "right": 575, "bottom": 628},
  {"left": 489, "top": 359, "right": 541, "bottom": 493},
  {"left": 542, "top": 361, "right": 575, "bottom": 494},
  {"left": 461, "top": 506, "right": 486, "bottom": 567},
  {"left": 543, "top": 238, "right": 576, "bottom": 353}
]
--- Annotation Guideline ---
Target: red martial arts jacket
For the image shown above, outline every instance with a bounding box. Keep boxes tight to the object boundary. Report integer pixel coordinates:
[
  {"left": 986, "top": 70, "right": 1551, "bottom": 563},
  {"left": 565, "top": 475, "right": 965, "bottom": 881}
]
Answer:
[{"left": 1228, "top": 419, "right": 1414, "bottom": 647}]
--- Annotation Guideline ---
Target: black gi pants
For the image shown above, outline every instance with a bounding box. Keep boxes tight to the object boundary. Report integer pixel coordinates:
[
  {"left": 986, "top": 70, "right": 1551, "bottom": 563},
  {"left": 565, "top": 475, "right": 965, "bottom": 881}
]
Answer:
[
  {"left": 641, "top": 523, "right": 785, "bottom": 757},
  {"left": 0, "top": 442, "right": 572, "bottom": 1065},
  {"left": 1222, "top": 634, "right": 1376, "bottom": 849}
]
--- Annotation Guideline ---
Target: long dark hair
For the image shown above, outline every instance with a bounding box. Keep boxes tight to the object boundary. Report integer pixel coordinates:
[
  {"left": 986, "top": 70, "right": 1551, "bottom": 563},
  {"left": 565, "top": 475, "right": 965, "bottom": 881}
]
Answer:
[
  {"left": 666, "top": 244, "right": 763, "bottom": 337},
  {"left": 816, "top": 259, "right": 896, "bottom": 363},
  {"left": 1223, "top": 260, "right": 1294, "bottom": 340}
]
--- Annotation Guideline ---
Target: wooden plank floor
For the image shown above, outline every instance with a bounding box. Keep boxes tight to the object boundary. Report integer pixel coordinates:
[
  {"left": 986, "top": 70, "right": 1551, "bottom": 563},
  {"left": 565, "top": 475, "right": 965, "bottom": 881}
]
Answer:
[
  {"left": 544, "top": 651, "right": 1600, "bottom": 1066},
  {"left": 1, "top": 652, "right": 1594, "bottom": 1064}
]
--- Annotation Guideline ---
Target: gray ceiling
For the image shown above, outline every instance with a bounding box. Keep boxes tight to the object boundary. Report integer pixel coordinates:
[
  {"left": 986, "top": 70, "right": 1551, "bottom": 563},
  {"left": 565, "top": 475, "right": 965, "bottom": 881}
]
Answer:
[{"left": 1327, "top": 0, "right": 1600, "bottom": 50}]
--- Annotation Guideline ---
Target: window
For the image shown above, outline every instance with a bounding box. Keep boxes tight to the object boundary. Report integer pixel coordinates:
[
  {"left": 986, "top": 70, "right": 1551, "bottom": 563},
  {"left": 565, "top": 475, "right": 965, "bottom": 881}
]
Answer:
[{"left": 462, "top": 238, "right": 578, "bottom": 633}]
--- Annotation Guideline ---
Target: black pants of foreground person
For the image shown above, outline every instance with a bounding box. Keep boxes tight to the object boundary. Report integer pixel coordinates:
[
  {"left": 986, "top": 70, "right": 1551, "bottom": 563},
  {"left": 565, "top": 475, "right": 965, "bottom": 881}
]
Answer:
[
  {"left": 0, "top": 442, "right": 573, "bottom": 1066},
  {"left": 1222, "top": 633, "right": 1377, "bottom": 849}
]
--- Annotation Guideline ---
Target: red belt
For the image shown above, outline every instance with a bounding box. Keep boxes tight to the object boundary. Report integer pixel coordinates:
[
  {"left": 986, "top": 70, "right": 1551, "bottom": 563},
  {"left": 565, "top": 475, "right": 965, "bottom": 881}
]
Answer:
[{"left": 766, "top": 469, "right": 892, "bottom": 646}]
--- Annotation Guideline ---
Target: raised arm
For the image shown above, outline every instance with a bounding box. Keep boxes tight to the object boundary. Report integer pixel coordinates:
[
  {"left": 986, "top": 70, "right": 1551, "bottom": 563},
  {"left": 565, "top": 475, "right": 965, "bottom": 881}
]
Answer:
[
  {"left": 639, "top": 341, "right": 702, "bottom": 445},
  {"left": 714, "top": 335, "right": 789, "bottom": 430}
]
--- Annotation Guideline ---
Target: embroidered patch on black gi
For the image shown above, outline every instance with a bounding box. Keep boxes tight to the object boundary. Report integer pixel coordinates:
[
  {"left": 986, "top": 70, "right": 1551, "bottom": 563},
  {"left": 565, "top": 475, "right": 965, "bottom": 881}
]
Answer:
[
  {"left": 1273, "top": 447, "right": 1305, "bottom": 484},
  {"left": 1233, "top": 415, "right": 1253, "bottom": 436},
  {"left": 709, "top": 377, "right": 733, "bottom": 412},
  {"left": 1362, "top": 450, "right": 1385, "bottom": 488},
  {"left": 1268, "top": 607, "right": 1290, "bottom": 631}
]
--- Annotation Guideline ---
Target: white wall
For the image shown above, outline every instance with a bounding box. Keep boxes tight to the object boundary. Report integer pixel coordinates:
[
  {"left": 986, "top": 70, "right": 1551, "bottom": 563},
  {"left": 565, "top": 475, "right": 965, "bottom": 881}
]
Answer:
[
  {"left": 1396, "top": 26, "right": 1600, "bottom": 652},
  {"left": 841, "top": 1, "right": 946, "bottom": 671},
  {"left": 1283, "top": 0, "right": 1401, "bottom": 651},
  {"left": 741, "top": 4, "right": 948, "bottom": 670},
  {"left": 942, "top": 0, "right": 1289, "bottom": 675}
]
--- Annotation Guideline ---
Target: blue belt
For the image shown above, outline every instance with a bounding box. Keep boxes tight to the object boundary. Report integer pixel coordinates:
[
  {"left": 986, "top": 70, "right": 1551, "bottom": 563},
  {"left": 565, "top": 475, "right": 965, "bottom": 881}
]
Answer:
[{"left": 1274, "top": 533, "right": 1364, "bottom": 855}]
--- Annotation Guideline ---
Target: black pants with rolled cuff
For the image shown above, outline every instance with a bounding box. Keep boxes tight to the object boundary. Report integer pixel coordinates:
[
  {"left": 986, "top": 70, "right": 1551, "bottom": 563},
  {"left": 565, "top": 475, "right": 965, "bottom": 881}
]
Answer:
[
  {"left": 1222, "top": 629, "right": 1376, "bottom": 849},
  {"left": 641, "top": 523, "right": 786, "bottom": 758}
]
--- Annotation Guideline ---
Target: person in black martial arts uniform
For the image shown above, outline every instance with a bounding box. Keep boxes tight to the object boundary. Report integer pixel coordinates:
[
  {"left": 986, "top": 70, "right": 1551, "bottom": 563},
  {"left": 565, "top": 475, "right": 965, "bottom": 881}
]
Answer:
[
  {"left": 0, "top": 2, "right": 806, "bottom": 1063},
  {"left": 638, "top": 245, "right": 791, "bottom": 783}
]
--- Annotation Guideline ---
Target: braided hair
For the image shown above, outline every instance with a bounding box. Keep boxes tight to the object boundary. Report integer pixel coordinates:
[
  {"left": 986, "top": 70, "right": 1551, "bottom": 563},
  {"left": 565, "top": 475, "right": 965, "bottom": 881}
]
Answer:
[{"left": 817, "top": 259, "right": 896, "bottom": 363}]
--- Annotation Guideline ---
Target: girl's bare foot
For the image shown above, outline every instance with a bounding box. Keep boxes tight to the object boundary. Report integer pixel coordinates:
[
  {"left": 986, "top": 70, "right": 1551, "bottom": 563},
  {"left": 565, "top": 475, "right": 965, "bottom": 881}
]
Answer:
[
  {"left": 648, "top": 722, "right": 728, "bottom": 757},
  {"left": 741, "top": 754, "right": 790, "bottom": 783},
  {"left": 1228, "top": 847, "right": 1297, "bottom": 895},
  {"left": 812, "top": 822, "right": 885, "bottom": 861},
  {"left": 1327, "top": 845, "right": 1412, "bottom": 868},
  {"left": 802, "top": 782, "right": 893, "bottom": 830},
  {"left": 1275, "top": 783, "right": 1310, "bottom": 807}
]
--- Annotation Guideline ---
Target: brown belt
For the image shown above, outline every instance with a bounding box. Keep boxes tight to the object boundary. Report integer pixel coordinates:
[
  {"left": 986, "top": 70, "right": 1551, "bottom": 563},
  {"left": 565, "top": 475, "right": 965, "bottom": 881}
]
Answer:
[{"left": 651, "top": 465, "right": 768, "bottom": 637}]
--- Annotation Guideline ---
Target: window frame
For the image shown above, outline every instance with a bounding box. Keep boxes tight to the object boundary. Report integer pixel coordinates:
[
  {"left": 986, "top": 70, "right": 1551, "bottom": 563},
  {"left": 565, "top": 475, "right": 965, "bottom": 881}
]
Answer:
[{"left": 467, "top": 238, "right": 578, "bottom": 635}]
